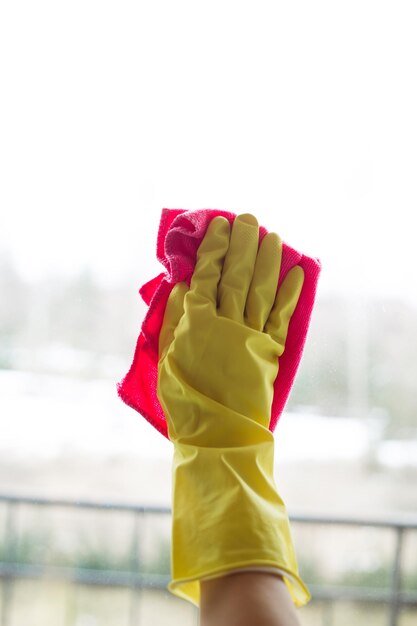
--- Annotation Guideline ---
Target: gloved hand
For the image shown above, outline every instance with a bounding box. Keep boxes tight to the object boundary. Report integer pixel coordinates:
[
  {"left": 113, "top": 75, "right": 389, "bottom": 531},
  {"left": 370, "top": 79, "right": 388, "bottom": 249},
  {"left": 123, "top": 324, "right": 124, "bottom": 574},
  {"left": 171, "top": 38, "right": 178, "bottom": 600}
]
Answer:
[{"left": 157, "top": 213, "right": 311, "bottom": 607}]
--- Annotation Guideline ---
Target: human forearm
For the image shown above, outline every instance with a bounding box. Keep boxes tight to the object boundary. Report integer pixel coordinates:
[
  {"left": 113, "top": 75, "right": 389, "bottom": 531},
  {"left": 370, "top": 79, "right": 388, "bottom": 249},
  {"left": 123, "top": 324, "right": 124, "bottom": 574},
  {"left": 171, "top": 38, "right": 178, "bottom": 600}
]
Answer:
[{"left": 200, "top": 572, "right": 302, "bottom": 626}]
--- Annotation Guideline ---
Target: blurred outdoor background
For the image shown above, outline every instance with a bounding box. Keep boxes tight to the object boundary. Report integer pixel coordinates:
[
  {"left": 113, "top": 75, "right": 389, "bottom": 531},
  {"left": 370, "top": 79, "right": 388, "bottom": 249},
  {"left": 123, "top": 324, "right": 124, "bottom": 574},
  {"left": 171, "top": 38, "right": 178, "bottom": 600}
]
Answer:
[{"left": 0, "top": 1, "right": 416, "bottom": 625}]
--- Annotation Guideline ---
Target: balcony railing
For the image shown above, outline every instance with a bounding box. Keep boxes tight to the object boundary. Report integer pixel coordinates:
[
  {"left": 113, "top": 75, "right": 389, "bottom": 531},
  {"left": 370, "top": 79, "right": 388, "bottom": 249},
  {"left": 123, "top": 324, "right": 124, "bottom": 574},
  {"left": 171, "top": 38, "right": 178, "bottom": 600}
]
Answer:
[{"left": 0, "top": 494, "right": 416, "bottom": 626}]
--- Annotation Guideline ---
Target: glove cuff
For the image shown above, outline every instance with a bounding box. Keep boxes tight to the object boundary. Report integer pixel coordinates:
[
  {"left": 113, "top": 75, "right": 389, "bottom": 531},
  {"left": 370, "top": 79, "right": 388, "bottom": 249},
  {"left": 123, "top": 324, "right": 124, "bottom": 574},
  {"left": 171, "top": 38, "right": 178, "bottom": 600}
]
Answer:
[{"left": 169, "top": 439, "right": 311, "bottom": 607}]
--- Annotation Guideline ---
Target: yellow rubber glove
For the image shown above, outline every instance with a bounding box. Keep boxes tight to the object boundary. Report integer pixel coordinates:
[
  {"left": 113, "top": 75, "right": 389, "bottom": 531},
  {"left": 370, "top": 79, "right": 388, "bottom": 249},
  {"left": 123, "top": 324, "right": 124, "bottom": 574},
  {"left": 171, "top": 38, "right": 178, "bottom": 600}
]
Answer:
[{"left": 157, "top": 213, "right": 311, "bottom": 608}]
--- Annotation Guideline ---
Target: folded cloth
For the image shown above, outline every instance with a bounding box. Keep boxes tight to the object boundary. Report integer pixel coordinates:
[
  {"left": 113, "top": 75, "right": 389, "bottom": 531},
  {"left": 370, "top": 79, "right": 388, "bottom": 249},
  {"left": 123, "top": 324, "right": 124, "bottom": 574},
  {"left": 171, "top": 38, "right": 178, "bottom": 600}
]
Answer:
[{"left": 117, "top": 208, "right": 321, "bottom": 438}]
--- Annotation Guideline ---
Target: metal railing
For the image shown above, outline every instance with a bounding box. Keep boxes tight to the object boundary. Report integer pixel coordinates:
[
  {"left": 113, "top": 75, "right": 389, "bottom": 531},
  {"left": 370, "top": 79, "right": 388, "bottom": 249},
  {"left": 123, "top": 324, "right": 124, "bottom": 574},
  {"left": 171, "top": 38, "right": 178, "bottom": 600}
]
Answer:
[{"left": 0, "top": 494, "right": 416, "bottom": 626}]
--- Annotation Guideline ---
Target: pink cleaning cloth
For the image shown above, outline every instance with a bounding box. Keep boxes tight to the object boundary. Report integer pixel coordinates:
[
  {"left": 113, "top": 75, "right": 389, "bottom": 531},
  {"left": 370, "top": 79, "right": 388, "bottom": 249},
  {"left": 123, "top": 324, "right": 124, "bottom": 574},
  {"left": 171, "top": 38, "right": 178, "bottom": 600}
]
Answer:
[{"left": 117, "top": 208, "right": 321, "bottom": 439}]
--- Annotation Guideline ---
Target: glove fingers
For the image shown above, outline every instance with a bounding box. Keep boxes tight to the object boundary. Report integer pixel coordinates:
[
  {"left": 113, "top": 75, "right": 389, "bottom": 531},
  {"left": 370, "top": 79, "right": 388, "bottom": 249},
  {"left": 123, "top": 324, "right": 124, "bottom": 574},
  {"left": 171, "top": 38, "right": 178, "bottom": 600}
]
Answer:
[
  {"left": 190, "top": 216, "right": 231, "bottom": 304},
  {"left": 218, "top": 214, "right": 259, "bottom": 321},
  {"left": 245, "top": 232, "right": 282, "bottom": 331},
  {"left": 264, "top": 266, "right": 305, "bottom": 355},
  {"left": 159, "top": 282, "right": 189, "bottom": 359}
]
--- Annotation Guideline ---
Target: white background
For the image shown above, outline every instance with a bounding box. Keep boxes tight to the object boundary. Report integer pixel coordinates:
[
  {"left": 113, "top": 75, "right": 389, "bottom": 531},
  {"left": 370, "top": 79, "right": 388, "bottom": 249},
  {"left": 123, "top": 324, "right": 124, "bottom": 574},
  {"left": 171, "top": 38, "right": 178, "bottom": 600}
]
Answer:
[{"left": 1, "top": 1, "right": 416, "bottom": 301}]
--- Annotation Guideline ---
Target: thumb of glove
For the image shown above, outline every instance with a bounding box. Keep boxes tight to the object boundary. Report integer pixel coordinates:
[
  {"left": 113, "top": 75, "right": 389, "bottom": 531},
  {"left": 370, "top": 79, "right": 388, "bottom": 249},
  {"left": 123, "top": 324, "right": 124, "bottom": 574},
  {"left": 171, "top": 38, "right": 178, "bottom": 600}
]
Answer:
[{"left": 158, "top": 282, "right": 189, "bottom": 360}]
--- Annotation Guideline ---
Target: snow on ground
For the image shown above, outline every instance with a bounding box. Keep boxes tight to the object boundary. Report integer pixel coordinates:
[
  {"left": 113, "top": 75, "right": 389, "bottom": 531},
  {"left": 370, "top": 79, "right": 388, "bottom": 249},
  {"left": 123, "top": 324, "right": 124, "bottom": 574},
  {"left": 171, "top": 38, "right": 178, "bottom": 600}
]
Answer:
[{"left": 0, "top": 369, "right": 416, "bottom": 468}]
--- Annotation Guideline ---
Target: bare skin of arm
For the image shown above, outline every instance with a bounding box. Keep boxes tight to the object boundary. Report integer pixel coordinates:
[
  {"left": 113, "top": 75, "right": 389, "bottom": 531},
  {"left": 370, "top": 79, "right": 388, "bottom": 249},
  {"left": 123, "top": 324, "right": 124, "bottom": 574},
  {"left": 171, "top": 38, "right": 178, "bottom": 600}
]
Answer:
[{"left": 200, "top": 572, "right": 302, "bottom": 626}]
